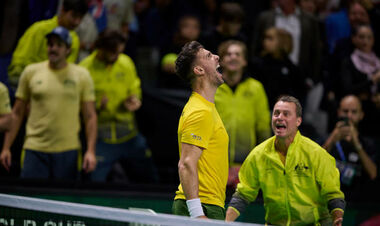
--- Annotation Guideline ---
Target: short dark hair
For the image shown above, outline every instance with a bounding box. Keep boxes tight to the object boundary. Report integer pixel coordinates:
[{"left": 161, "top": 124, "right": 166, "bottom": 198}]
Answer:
[
  {"left": 62, "top": 0, "right": 88, "bottom": 16},
  {"left": 276, "top": 95, "right": 303, "bottom": 117},
  {"left": 175, "top": 41, "right": 203, "bottom": 85},
  {"left": 95, "top": 29, "right": 127, "bottom": 51}
]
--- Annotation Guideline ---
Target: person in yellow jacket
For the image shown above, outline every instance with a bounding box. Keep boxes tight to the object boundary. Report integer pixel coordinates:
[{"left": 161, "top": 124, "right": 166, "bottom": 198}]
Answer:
[
  {"left": 8, "top": 0, "right": 87, "bottom": 86},
  {"left": 80, "top": 30, "right": 158, "bottom": 183},
  {"left": 0, "top": 82, "right": 12, "bottom": 132},
  {"left": 226, "top": 95, "right": 345, "bottom": 226},
  {"left": 215, "top": 40, "right": 271, "bottom": 188}
]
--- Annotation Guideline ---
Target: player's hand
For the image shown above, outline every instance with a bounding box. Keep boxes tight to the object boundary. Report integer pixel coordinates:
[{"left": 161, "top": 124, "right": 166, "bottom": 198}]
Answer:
[
  {"left": 332, "top": 209, "right": 343, "bottom": 226},
  {"left": 124, "top": 95, "right": 141, "bottom": 112},
  {"left": 333, "top": 121, "right": 350, "bottom": 141},
  {"left": 333, "top": 217, "right": 343, "bottom": 226},
  {"left": 82, "top": 150, "right": 97, "bottom": 173},
  {"left": 0, "top": 149, "right": 11, "bottom": 171}
]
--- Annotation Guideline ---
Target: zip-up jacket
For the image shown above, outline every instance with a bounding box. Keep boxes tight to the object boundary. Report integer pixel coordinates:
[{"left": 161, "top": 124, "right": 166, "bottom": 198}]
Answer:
[{"left": 233, "top": 131, "right": 344, "bottom": 225}]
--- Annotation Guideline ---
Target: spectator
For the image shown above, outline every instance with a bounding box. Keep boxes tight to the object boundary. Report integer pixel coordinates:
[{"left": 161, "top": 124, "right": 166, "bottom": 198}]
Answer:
[
  {"left": 330, "top": 0, "right": 370, "bottom": 60},
  {"left": 80, "top": 30, "right": 158, "bottom": 183},
  {"left": 323, "top": 95, "right": 377, "bottom": 200},
  {"left": 75, "top": 0, "right": 107, "bottom": 61},
  {"left": 172, "top": 41, "right": 228, "bottom": 219},
  {"left": 251, "top": 0, "right": 322, "bottom": 84},
  {"left": 225, "top": 95, "right": 345, "bottom": 225},
  {"left": 159, "top": 15, "right": 201, "bottom": 89},
  {"left": 200, "top": 2, "right": 247, "bottom": 54},
  {"left": 339, "top": 24, "right": 380, "bottom": 136},
  {"left": 8, "top": 0, "right": 88, "bottom": 87},
  {"left": 0, "top": 82, "right": 11, "bottom": 132},
  {"left": 324, "top": 0, "right": 370, "bottom": 54},
  {"left": 0, "top": 27, "right": 97, "bottom": 178},
  {"left": 215, "top": 40, "right": 271, "bottom": 188},
  {"left": 251, "top": 27, "right": 307, "bottom": 108}
]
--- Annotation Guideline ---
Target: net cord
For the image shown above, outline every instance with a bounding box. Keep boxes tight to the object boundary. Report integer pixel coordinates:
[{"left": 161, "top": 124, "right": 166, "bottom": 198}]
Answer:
[{"left": 0, "top": 193, "right": 263, "bottom": 226}]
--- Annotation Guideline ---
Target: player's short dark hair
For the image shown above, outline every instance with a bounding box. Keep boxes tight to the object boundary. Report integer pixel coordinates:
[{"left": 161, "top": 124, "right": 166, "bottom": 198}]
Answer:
[
  {"left": 62, "top": 0, "right": 88, "bottom": 16},
  {"left": 276, "top": 95, "right": 303, "bottom": 117},
  {"left": 95, "top": 29, "right": 127, "bottom": 51},
  {"left": 175, "top": 41, "right": 203, "bottom": 85}
]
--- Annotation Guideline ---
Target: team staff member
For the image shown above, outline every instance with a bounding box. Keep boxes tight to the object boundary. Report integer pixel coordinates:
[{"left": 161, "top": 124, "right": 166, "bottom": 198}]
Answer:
[
  {"left": 226, "top": 96, "right": 345, "bottom": 225},
  {"left": 8, "top": 0, "right": 87, "bottom": 85},
  {"left": 80, "top": 30, "right": 158, "bottom": 183},
  {"left": 0, "top": 27, "right": 97, "bottom": 178},
  {"left": 0, "top": 82, "right": 12, "bottom": 132},
  {"left": 215, "top": 40, "right": 271, "bottom": 187},
  {"left": 172, "top": 41, "right": 229, "bottom": 219}
]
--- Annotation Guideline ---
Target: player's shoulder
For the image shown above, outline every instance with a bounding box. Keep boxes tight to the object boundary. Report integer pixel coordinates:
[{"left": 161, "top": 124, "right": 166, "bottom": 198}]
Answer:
[
  {"left": 25, "top": 17, "right": 56, "bottom": 35},
  {"left": 0, "top": 82, "right": 7, "bottom": 92},
  {"left": 69, "top": 63, "right": 91, "bottom": 78},
  {"left": 253, "top": 136, "right": 275, "bottom": 155},
  {"left": 298, "top": 134, "right": 331, "bottom": 158}
]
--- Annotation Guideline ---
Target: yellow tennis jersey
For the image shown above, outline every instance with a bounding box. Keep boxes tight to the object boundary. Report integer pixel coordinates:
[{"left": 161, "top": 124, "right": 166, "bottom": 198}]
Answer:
[
  {"left": 175, "top": 92, "right": 229, "bottom": 208},
  {"left": 8, "top": 16, "right": 80, "bottom": 82},
  {"left": 0, "top": 82, "right": 11, "bottom": 115},
  {"left": 16, "top": 61, "right": 95, "bottom": 152}
]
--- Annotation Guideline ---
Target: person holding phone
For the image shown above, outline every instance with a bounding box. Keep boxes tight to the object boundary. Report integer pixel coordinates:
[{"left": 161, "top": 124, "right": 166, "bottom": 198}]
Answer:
[{"left": 323, "top": 95, "right": 377, "bottom": 200}]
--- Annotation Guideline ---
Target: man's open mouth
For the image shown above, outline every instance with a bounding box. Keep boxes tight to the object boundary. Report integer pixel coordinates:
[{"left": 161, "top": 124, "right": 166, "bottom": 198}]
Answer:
[
  {"left": 216, "top": 65, "right": 223, "bottom": 74},
  {"left": 275, "top": 124, "right": 286, "bottom": 129}
]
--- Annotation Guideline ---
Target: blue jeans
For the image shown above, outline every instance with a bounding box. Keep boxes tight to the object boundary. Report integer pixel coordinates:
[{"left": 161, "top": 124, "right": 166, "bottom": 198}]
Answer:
[
  {"left": 21, "top": 149, "right": 79, "bottom": 180},
  {"left": 91, "top": 134, "right": 159, "bottom": 182}
]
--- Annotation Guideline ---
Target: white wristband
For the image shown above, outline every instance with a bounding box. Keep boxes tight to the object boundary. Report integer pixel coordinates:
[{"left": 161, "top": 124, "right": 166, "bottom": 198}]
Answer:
[{"left": 186, "top": 198, "right": 204, "bottom": 218}]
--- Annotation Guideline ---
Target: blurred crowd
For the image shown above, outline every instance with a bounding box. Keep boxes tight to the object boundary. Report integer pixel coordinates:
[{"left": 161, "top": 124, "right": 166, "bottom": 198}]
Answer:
[{"left": 0, "top": 0, "right": 379, "bottom": 204}]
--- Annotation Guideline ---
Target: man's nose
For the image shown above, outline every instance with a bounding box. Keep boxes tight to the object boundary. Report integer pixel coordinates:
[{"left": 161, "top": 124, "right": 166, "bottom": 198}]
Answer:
[{"left": 214, "top": 54, "right": 219, "bottom": 61}]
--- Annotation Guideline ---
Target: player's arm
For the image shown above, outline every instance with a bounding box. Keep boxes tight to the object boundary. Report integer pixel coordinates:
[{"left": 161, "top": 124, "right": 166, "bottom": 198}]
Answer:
[
  {"left": 0, "top": 99, "right": 27, "bottom": 171},
  {"left": 226, "top": 192, "right": 250, "bottom": 221},
  {"left": 81, "top": 101, "right": 97, "bottom": 173},
  {"left": 0, "top": 113, "right": 11, "bottom": 132},
  {"left": 178, "top": 142, "right": 206, "bottom": 218},
  {"left": 329, "top": 199, "right": 345, "bottom": 226}
]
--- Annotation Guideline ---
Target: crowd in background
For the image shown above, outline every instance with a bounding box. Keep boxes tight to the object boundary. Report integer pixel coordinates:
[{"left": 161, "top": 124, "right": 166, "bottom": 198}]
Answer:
[{"left": 0, "top": 0, "right": 379, "bottom": 204}]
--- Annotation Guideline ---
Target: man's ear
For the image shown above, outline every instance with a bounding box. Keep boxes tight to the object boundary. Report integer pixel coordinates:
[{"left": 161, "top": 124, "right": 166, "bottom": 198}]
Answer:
[
  {"left": 193, "top": 66, "right": 204, "bottom": 75},
  {"left": 296, "top": 117, "right": 302, "bottom": 127}
]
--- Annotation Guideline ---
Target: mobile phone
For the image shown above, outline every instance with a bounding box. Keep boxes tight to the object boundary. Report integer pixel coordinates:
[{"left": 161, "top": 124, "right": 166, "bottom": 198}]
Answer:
[{"left": 338, "top": 117, "right": 349, "bottom": 126}]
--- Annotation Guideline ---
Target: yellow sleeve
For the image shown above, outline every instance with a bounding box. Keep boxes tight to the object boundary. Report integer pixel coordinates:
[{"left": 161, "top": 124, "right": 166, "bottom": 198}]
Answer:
[
  {"left": 236, "top": 151, "right": 261, "bottom": 202},
  {"left": 125, "top": 56, "right": 142, "bottom": 99},
  {"left": 80, "top": 68, "right": 96, "bottom": 102},
  {"left": 181, "top": 109, "right": 214, "bottom": 149},
  {"left": 0, "top": 83, "right": 11, "bottom": 114},
  {"left": 15, "top": 66, "right": 32, "bottom": 101},
  {"left": 316, "top": 149, "right": 345, "bottom": 201},
  {"left": 8, "top": 25, "right": 46, "bottom": 79},
  {"left": 254, "top": 82, "right": 271, "bottom": 134}
]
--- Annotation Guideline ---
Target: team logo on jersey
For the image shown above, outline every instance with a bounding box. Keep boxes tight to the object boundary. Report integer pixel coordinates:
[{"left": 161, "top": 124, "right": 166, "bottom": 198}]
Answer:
[
  {"left": 190, "top": 133, "right": 202, "bottom": 140},
  {"left": 64, "top": 79, "right": 76, "bottom": 88}
]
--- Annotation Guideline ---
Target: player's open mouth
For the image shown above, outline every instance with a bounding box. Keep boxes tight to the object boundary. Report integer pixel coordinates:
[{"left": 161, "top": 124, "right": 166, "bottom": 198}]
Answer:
[
  {"left": 275, "top": 124, "right": 286, "bottom": 129},
  {"left": 216, "top": 65, "right": 223, "bottom": 74}
]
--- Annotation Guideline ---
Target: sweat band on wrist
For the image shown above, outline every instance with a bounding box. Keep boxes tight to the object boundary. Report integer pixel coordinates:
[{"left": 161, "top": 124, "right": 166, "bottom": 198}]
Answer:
[{"left": 186, "top": 198, "right": 204, "bottom": 218}]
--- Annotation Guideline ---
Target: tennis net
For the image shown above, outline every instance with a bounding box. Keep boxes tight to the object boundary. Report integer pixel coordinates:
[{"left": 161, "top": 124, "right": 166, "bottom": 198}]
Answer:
[{"left": 0, "top": 193, "right": 262, "bottom": 226}]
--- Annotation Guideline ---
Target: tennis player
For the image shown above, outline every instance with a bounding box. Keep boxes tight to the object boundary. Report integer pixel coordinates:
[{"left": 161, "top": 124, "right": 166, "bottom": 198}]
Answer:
[{"left": 172, "top": 41, "right": 229, "bottom": 220}]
